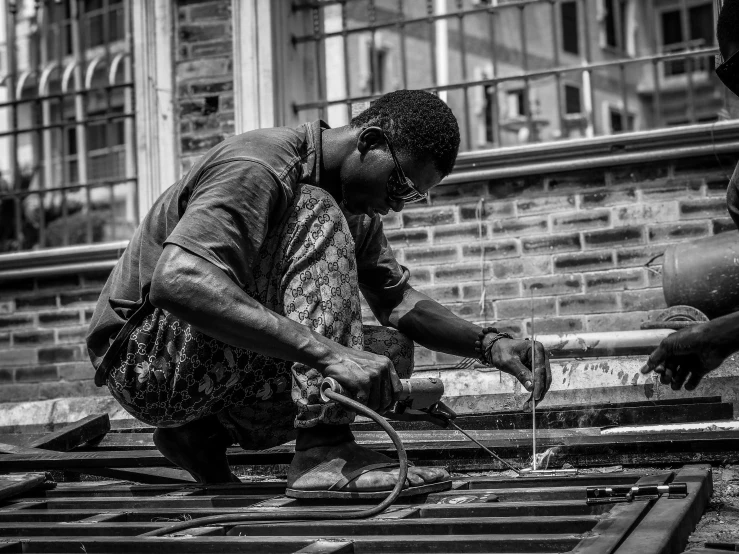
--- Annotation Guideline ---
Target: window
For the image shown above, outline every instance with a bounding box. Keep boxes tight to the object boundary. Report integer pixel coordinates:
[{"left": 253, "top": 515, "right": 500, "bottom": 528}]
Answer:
[
  {"left": 0, "top": 0, "right": 137, "bottom": 253},
  {"left": 506, "top": 90, "right": 526, "bottom": 118},
  {"left": 484, "top": 86, "right": 496, "bottom": 143},
  {"left": 368, "top": 44, "right": 387, "bottom": 94},
  {"left": 660, "top": 2, "right": 715, "bottom": 76},
  {"left": 604, "top": 0, "right": 628, "bottom": 51},
  {"left": 561, "top": 2, "right": 579, "bottom": 55},
  {"left": 565, "top": 85, "right": 582, "bottom": 114},
  {"left": 610, "top": 108, "right": 635, "bottom": 133}
]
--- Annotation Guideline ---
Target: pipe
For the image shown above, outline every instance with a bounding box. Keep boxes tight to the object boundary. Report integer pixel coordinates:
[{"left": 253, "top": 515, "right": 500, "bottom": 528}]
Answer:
[{"left": 537, "top": 330, "right": 674, "bottom": 359}]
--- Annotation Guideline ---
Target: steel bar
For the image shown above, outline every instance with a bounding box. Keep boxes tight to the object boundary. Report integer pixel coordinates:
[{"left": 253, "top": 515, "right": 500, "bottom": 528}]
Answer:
[
  {"left": 520, "top": 5, "right": 533, "bottom": 142},
  {"left": 0, "top": 83, "right": 133, "bottom": 110},
  {"left": 680, "top": 0, "right": 697, "bottom": 125},
  {"left": 487, "top": 7, "right": 501, "bottom": 145},
  {"left": 312, "top": 7, "right": 326, "bottom": 121},
  {"left": 530, "top": 289, "right": 537, "bottom": 470},
  {"left": 581, "top": 0, "right": 596, "bottom": 136},
  {"left": 427, "top": 0, "right": 437, "bottom": 89},
  {"left": 397, "top": 0, "right": 408, "bottom": 89},
  {"left": 0, "top": 177, "right": 138, "bottom": 201},
  {"left": 442, "top": 139, "right": 739, "bottom": 184},
  {"left": 455, "top": 0, "right": 472, "bottom": 149},
  {"left": 550, "top": 0, "right": 564, "bottom": 136},
  {"left": 341, "top": 2, "right": 351, "bottom": 122},
  {"left": 6, "top": 2, "right": 21, "bottom": 247}
]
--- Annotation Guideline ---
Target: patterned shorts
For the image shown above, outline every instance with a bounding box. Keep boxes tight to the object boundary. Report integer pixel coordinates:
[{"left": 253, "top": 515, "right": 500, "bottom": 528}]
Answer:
[{"left": 106, "top": 185, "right": 414, "bottom": 449}]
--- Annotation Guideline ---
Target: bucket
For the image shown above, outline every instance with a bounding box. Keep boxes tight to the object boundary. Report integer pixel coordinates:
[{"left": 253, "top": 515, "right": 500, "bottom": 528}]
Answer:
[{"left": 662, "top": 230, "right": 739, "bottom": 319}]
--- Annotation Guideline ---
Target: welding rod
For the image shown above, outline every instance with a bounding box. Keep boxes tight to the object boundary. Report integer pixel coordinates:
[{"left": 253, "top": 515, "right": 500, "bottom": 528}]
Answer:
[
  {"left": 449, "top": 420, "right": 522, "bottom": 475},
  {"left": 531, "top": 289, "right": 537, "bottom": 472}
]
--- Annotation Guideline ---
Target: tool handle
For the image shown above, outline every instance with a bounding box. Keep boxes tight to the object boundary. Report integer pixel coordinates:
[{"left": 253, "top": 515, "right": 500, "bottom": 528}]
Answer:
[{"left": 319, "top": 377, "right": 445, "bottom": 409}]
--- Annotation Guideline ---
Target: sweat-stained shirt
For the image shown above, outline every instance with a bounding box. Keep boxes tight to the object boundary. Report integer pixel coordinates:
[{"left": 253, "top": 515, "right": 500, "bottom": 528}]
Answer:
[{"left": 86, "top": 121, "right": 410, "bottom": 386}]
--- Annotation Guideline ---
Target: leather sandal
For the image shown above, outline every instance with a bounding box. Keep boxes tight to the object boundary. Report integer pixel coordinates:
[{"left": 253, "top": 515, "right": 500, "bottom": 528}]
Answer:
[{"left": 285, "top": 457, "right": 452, "bottom": 499}]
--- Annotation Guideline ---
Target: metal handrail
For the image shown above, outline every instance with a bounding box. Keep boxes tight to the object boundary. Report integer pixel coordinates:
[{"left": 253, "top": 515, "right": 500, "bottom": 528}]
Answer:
[
  {"left": 447, "top": 120, "right": 739, "bottom": 179},
  {"left": 293, "top": 47, "right": 719, "bottom": 112},
  {"left": 0, "top": 241, "right": 127, "bottom": 282}
]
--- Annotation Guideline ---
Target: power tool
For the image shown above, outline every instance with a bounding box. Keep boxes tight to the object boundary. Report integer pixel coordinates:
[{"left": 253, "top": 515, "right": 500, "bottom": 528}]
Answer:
[{"left": 320, "top": 376, "right": 522, "bottom": 474}]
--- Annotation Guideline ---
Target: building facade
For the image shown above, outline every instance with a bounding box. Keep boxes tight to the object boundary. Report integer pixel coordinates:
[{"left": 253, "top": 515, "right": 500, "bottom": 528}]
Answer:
[{"left": 0, "top": 0, "right": 738, "bottom": 408}]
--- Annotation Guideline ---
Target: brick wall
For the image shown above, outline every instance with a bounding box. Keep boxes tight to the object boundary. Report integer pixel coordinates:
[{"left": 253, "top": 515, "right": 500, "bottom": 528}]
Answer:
[
  {"left": 0, "top": 270, "right": 110, "bottom": 404},
  {"left": 376, "top": 155, "right": 738, "bottom": 368},
  {"left": 0, "top": 154, "right": 735, "bottom": 403},
  {"left": 176, "top": 0, "right": 235, "bottom": 175}
]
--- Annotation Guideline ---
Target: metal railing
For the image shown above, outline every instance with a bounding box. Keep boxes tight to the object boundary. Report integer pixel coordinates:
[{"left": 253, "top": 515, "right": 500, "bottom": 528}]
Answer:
[
  {"left": 291, "top": 0, "right": 730, "bottom": 151},
  {"left": 0, "top": 0, "right": 137, "bottom": 254}
]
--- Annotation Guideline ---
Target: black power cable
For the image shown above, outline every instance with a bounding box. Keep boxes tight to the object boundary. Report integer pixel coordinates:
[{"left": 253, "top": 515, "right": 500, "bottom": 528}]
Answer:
[{"left": 140, "top": 389, "right": 409, "bottom": 537}]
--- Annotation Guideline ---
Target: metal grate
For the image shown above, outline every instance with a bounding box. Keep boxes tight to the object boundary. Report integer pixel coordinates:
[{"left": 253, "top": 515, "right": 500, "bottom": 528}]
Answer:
[
  {"left": 292, "top": 0, "right": 731, "bottom": 152},
  {"left": 0, "top": 467, "right": 713, "bottom": 553},
  {"left": 0, "top": 0, "right": 137, "bottom": 254}
]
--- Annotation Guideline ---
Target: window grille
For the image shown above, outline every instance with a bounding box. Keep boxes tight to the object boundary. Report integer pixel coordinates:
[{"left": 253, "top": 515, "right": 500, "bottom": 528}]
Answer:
[
  {"left": 291, "top": 0, "right": 730, "bottom": 151},
  {"left": 0, "top": 0, "right": 137, "bottom": 254}
]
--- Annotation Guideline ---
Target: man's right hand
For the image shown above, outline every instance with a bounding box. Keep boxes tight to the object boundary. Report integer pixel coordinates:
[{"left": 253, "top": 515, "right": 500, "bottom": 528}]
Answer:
[
  {"left": 322, "top": 349, "right": 402, "bottom": 413},
  {"left": 640, "top": 316, "right": 738, "bottom": 390}
]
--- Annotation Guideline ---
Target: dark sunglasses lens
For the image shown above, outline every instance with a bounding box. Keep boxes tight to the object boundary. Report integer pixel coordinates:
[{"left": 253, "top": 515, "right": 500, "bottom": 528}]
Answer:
[
  {"left": 389, "top": 173, "right": 424, "bottom": 202},
  {"left": 717, "top": 61, "right": 739, "bottom": 98}
]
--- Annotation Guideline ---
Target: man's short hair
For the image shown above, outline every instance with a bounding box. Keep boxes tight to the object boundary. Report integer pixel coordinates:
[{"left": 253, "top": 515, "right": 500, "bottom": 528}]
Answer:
[
  {"left": 350, "top": 90, "right": 461, "bottom": 178},
  {"left": 717, "top": 0, "right": 739, "bottom": 53}
]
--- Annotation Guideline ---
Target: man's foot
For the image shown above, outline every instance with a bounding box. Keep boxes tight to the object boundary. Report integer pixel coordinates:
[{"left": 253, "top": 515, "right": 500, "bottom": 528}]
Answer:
[
  {"left": 287, "top": 440, "right": 449, "bottom": 494},
  {"left": 153, "top": 415, "right": 241, "bottom": 484}
]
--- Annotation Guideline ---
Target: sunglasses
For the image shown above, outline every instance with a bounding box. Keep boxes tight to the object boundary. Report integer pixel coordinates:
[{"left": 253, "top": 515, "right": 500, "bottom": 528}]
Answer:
[
  {"left": 382, "top": 132, "right": 427, "bottom": 204},
  {"left": 716, "top": 51, "right": 739, "bottom": 98}
]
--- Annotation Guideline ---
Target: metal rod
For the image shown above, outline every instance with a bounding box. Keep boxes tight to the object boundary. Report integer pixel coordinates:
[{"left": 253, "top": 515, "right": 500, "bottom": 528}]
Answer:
[
  {"left": 0, "top": 82, "right": 133, "bottom": 110},
  {"left": 679, "top": 0, "right": 696, "bottom": 124},
  {"left": 580, "top": 0, "right": 595, "bottom": 136},
  {"left": 0, "top": 177, "right": 138, "bottom": 200},
  {"left": 519, "top": 5, "right": 533, "bottom": 141},
  {"left": 487, "top": 6, "right": 501, "bottom": 145},
  {"left": 550, "top": 0, "right": 564, "bottom": 136},
  {"left": 619, "top": 62, "right": 629, "bottom": 131},
  {"left": 530, "top": 289, "right": 536, "bottom": 472},
  {"left": 7, "top": 1, "right": 21, "bottom": 247},
  {"left": 312, "top": 6, "right": 326, "bottom": 121},
  {"left": 397, "top": 0, "right": 408, "bottom": 89},
  {"left": 70, "top": 0, "right": 92, "bottom": 244},
  {"left": 457, "top": 0, "right": 472, "bottom": 150},
  {"left": 427, "top": 0, "right": 438, "bottom": 89},
  {"left": 0, "top": 113, "right": 136, "bottom": 139},
  {"left": 341, "top": 1, "right": 351, "bottom": 122},
  {"left": 448, "top": 421, "right": 521, "bottom": 474}
]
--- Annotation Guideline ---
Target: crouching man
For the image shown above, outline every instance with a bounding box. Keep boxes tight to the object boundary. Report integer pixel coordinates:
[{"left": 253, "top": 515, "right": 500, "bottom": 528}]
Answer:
[{"left": 87, "top": 90, "right": 551, "bottom": 498}]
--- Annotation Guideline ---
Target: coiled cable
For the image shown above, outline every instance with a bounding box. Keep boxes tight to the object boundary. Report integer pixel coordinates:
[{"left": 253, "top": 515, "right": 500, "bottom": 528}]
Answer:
[{"left": 141, "top": 389, "right": 408, "bottom": 537}]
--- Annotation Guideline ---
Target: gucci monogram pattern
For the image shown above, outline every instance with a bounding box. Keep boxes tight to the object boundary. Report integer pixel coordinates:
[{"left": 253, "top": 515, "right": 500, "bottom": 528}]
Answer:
[{"left": 106, "top": 185, "right": 414, "bottom": 446}]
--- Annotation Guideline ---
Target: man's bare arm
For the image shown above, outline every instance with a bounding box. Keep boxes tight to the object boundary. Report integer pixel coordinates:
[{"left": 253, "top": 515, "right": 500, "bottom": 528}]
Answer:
[
  {"left": 364, "top": 284, "right": 551, "bottom": 405},
  {"left": 149, "top": 244, "right": 401, "bottom": 410}
]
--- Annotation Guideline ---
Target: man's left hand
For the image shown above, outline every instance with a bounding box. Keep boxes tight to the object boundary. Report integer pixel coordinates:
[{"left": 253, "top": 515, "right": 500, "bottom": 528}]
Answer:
[{"left": 484, "top": 336, "right": 551, "bottom": 411}]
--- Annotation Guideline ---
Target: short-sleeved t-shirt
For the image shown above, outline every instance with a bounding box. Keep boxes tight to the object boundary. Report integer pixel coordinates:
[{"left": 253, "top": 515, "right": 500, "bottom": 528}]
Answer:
[{"left": 86, "top": 121, "right": 410, "bottom": 382}]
